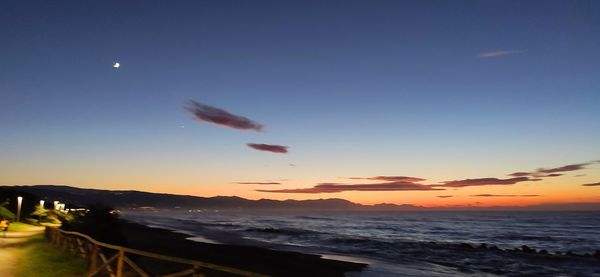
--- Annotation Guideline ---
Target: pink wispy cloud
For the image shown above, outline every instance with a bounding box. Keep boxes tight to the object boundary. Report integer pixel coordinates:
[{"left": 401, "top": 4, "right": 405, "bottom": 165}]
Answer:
[
  {"left": 257, "top": 182, "right": 443, "bottom": 193},
  {"left": 186, "top": 100, "right": 264, "bottom": 131},
  {"left": 347, "top": 176, "right": 426, "bottom": 183},
  {"left": 435, "top": 177, "right": 530, "bottom": 188},
  {"left": 582, "top": 182, "right": 600, "bottom": 187},
  {"left": 255, "top": 160, "right": 597, "bottom": 195},
  {"left": 509, "top": 162, "right": 595, "bottom": 178},
  {"left": 538, "top": 164, "right": 588, "bottom": 174},
  {"left": 247, "top": 143, "right": 289, "bottom": 154},
  {"left": 478, "top": 50, "right": 524, "bottom": 58}
]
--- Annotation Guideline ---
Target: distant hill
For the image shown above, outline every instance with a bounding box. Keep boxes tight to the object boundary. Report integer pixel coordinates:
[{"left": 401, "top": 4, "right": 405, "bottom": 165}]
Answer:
[
  {"left": 1, "top": 185, "right": 414, "bottom": 210},
  {"left": 2, "top": 185, "right": 599, "bottom": 211}
]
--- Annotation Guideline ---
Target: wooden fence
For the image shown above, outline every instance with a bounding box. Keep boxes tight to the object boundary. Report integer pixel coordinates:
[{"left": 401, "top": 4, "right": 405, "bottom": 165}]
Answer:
[{"left": 45, "top": 227, "right": 269, "bottom": 277}]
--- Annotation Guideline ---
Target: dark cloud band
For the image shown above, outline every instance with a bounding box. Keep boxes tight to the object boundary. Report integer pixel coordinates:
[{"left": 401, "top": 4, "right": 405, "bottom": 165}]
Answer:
[
  {"left": 436, "top": 177, "right": 530, "bottom": 188},
  {"left": 247, "top": 143, "right": 289, "bottom": 153},
  {"left": 348, "top": 176, "right": 426, "bottom": 182},
  {"left": 255, "top": 160, "right": 597, "bottom": 195},
  {"left": 257, "top": 182, "right": 442, "bottom": 193},
  {"left": 509, "top": 162, "right": 593, "bottom": 178},
  {"left": 186, "top": 100, "right": 264, "bottom": 131}
]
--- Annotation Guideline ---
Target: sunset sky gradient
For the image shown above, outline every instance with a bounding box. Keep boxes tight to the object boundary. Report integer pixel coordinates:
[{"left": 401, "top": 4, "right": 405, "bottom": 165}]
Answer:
[{"left": 1, "top": 1, "right": 599, "bottom": 207}]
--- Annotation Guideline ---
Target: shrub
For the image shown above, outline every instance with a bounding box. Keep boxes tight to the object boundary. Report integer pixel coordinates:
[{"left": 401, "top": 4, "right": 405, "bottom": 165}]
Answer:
[{"left": 61, "top": 204, "right": 126, "bottom": 245}]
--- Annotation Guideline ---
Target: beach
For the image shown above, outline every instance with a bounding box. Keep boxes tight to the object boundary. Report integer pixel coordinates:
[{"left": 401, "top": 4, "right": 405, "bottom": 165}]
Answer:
[
  {"left": 119, "top": 221, "right": 367, "bottom": 276},
  {"left": 122, "top": 210, "right": 600, "bottom": 276}
]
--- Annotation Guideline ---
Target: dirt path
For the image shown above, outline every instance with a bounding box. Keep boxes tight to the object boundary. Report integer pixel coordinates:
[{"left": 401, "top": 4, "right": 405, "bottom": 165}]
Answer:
[{"left": 0, "top": 226, "right": 45, "bottom": 276}]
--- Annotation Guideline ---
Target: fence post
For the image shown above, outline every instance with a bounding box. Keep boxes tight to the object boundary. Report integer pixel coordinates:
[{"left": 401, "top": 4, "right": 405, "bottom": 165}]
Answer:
[
  {"left": 88, "top": 245, "right": 99, "bottom": 276},
  {"left": 192, "top": 265, "right": 205, "bottom": 277},
  {"left": 45, "top": 227, "right": 267, "bottom": 277},
  {"left": 116, "top": 249, "right": 125, "bottom": 277}
]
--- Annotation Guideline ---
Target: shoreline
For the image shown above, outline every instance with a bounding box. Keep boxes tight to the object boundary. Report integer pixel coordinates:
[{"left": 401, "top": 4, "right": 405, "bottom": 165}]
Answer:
[{"left": 119, "top": 220, "right": 367, "bottom": 276}]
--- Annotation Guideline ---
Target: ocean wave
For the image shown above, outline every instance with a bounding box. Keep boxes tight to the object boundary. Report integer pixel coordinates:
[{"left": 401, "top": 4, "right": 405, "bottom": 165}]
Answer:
[
  {"left": 494, "top": 234, "right": 558, "bottom": 242},
  {"left": 124, "top": 211, "right": 600, "bottom": 276},
  {"left": 329, "top": 237, "right": 374, "bottom": 245},
  {"left": 244, "top": 227, "right": 324, "bottom": 236},
  {"left": 294, "top": 215, "right": 331, "bottom": 221}
]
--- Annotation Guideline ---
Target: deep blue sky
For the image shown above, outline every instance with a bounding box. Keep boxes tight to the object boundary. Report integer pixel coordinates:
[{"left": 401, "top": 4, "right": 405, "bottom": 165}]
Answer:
[{"left": 1, "top": 1, "right": 599, "bottom": 204}]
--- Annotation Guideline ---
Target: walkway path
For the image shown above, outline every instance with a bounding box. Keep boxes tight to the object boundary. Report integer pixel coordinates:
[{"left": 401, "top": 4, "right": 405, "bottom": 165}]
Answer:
[{"left": 0, "top": 224, "right": 44, "bottom": 276}]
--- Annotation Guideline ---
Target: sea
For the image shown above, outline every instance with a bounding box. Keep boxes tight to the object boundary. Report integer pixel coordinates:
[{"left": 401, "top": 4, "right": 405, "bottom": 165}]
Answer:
[{"left": 122, "top": 210, "right": 600, "bottom": 277}]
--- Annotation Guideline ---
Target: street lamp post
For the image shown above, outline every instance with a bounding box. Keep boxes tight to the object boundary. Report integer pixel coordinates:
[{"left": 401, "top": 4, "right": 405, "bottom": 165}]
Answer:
[
  {"left": 16, "top": 196, "right": 23, "bottom": 222},
  {"left": 39, "top": 200, "right": 45, "bottom": 222}
]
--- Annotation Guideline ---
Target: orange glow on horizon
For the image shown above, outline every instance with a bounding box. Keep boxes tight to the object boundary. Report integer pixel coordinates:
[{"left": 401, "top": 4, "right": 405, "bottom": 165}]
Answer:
[{"left": 3, "top": 160, "right": 599, "bottom": 208}]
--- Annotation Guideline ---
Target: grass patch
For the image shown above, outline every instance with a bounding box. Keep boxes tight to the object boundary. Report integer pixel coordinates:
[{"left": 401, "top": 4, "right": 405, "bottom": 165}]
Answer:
[
  {"left": 15, "top": 234, "right": 88, "bottom": 277},
  {"left": 7, "top": 222, "right": 40, "bottom": 232}
]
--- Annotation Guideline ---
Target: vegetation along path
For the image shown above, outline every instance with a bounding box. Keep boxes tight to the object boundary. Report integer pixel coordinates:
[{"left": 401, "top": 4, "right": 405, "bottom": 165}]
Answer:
[{"left": 0, "top": 223, "right": 86, "bottom": 277}]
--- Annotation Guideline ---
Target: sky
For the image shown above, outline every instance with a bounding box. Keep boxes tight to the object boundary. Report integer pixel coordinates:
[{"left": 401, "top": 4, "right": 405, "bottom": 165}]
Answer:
[{"left": 1, "top": 0, "right": 599, "bottom": 207}]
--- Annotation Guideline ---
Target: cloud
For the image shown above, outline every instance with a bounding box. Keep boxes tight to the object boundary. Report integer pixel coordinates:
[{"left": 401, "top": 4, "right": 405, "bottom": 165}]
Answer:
[
  {"left": 471, "top": 194, "right": 540, "bottom": 197},
  {"left": 256, "top": 160, "right": 599, "bottom": 194},
  {"left": 435, "top": 177, "right": 530, "bottom": 188},
  {"left": 257, "top": 182, "right": 443, "bottom": 194},
  {"left": 247, "top": 143, "right": 289, "bottom": 154},
  {"left": 543, "top": 173, "right": 563, "bottom": 177},
  {"left": 509, "top": 172, "right": 531, "bottom": 177},
  {"left": 186, "top": 100, "right": 264, "bottom": 131},
  {"left": 582, "top": 182, "right": 600, "bottom": 187},
  {"left": 508, "top": 162, "right": 594, "bottom": 178},
  {"left": 510, "top": 173, "right": 562, "bottom": 178},
  {"left": 348, "top": 176, "right": 426, "bottom": 183},
  {"left": 538, "top": 163, "right": 588, "bottom": 174},
  {"left": 235, "top": 182, "right": 281, "bottom": 185},
  {"left": 478, "top": 50, "right": 523, "bottom": 58}
]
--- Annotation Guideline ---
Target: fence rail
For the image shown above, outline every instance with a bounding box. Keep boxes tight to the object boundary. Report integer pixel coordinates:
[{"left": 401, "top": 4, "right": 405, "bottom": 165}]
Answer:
[{"left": 45, "top": 227, "right": 269, "bottom": 277}]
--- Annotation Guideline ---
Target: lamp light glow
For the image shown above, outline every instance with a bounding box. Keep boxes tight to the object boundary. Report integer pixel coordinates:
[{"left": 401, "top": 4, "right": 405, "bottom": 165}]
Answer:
[{"left": 17, "top": 196, "right": 23, "bottom": 222}]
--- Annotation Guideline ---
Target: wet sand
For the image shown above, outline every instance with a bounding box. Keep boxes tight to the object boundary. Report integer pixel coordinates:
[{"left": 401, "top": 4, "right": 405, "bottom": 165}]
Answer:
[{"left": 120, "top": 221, "right": 367, "bottom": 276}]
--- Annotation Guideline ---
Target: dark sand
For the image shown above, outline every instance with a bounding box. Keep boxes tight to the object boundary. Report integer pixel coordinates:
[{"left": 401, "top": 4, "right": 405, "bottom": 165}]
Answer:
[{"left": 120, "top": 222, "right": 367, "bottom": 276}]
